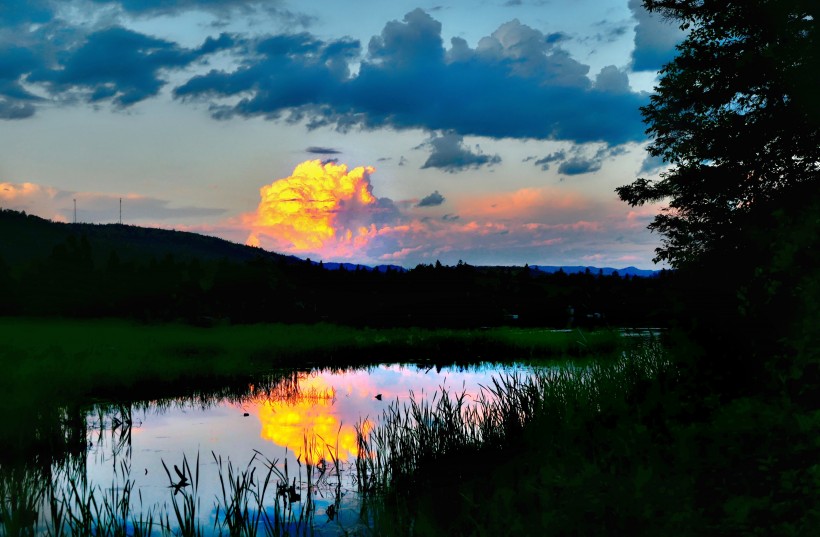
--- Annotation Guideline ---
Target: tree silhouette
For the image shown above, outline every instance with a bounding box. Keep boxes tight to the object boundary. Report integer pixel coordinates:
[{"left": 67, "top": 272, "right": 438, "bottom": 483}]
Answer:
[{"left": 617, "top": 0, "right": 819, "bottom": 267}]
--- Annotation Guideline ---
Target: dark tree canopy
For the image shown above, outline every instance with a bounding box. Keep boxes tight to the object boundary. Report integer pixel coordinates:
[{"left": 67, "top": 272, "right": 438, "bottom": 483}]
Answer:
[{"left": 618, "top": 0, "right": 819, "bottom": 267}]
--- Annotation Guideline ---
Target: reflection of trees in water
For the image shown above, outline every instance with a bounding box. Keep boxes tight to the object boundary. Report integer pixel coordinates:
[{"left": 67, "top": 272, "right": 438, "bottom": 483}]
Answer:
[
  {"left": 251, "top": 369, "right": 336, "bottom": 406},
  {"left": 0, "top": 402, "right": 88, "bottom": 472}
]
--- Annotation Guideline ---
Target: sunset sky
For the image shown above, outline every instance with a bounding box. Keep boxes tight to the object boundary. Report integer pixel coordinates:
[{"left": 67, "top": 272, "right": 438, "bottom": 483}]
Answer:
[{"left": 0, "top": 0, "right": 683, "bottom": 268}]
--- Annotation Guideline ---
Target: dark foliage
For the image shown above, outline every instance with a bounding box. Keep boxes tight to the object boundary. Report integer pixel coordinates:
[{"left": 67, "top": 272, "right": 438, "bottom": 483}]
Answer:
[
  {"left": 615, "top": 0, "right": 820, "bottom": 396},
  {"left": 617, "top": 0, "right": 819, "bottom": 267}
]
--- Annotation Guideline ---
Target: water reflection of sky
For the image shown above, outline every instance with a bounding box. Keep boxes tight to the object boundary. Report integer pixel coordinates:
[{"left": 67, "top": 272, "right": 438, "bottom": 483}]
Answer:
[{"left": 84, "top": 363, "right": 537, "bottom": 534}]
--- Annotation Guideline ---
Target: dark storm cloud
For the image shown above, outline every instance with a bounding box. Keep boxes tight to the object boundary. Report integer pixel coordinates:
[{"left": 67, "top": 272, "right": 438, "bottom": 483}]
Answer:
[
  {"left": 3, "top": 6, "right": 650, "bottom": 144},
  {"left": 557, "top": 145, "right": 625, "bottom": 176},
  {"left": 420, "top": 133, "right": 501, "bottom": 173},
  {"left": 174, "top": 31, "right": 360, "bottom": 117},
  {"left": 532, "top": 150, "right": 566, "bottom": 171},
  {"left": 28, "top": 27, "right": 228, "bottom": 108},
  {"left": 417, "top": 190, "right": 445, "bottom": 207},
  {"left": 558, "top": 156, "right": 602, "bottom": 175},
  {"left": 0, "top": 0, "right": 247, "bottom": 119},
  {"left": 198, "top": 32, "right": 240, "bottom": 54},
  {"left": 628, "top": 0, "right": 685, "bottom": 72},
  {"left": 545, "top": 31, "right": 568, "bottom": 44},
  {"left": 306, "top": 146, "right": 341, "bottom": 154},
  {"left": 0, "top": 45, "right": 44, "bottom": 119},
  {"left": 175, "top": 9, "right": 649, "bottom": 145},
  {"left": 91, "top": 0, "right": 265, "bottom": 15},
  {"left": 0, "top": 99, "right": 35, "bottom": 119},
  {"left": 0, "top": 1, "right": 53, "bottom": 28},
  {"left": 91, "top": 0, "right": 317, "bottom": 30}
]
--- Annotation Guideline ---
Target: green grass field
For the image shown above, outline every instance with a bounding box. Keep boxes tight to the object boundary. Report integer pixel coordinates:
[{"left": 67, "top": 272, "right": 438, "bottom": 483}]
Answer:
[{"left": 0, "top": 317, "right": 620, "bottom": 404}]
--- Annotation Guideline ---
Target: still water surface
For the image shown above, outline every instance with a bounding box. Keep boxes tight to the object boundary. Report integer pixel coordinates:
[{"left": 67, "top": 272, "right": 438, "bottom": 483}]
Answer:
[{"left": 82, "top": 362, "right": 538, "bottom": 535}]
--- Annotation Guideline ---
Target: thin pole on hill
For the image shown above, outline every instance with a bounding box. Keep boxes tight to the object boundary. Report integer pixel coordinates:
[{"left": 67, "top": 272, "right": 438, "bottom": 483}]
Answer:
[
  {"left": 119, "top": 197, "right": 122, "bottom": 225},
  {"left": 73, "top": 198, "right": 76, "bottom": 224}
]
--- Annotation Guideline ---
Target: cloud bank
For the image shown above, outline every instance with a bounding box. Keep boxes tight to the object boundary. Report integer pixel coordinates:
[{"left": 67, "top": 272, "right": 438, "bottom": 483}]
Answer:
[
  {"left": 2, "top": 6, "right": 651, "bottom": 147},
  {"left": 420, "top": 133, "right": 501, "bottom": 173},
  {"left": 173, "top": 9, "right": 649, "bottom": 145}
]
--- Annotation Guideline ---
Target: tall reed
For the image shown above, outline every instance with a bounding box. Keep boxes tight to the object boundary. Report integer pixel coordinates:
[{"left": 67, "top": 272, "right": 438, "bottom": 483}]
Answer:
[{"left": 354, "top": 338, "right": 671, "bottom": 534}]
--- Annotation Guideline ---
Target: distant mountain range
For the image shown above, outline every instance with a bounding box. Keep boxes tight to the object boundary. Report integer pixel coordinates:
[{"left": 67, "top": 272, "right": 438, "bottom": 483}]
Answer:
[
  {"left": 312, "top": 261, "right": 406, "bottom": 273},
  {"left": 315, "top": 263, "right": 662, "bottom": 277},
  {"left": 528, "top": 265, "right": 663, "bottom": 278}
]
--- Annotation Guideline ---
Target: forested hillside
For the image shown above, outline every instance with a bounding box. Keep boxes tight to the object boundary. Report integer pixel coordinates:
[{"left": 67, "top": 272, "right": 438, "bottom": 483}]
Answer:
[{"left": 0, "top": 209, "right": 672, "bottom": 327}]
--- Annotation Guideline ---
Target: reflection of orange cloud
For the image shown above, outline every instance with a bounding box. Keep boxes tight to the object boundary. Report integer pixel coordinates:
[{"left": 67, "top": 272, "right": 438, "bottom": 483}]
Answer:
[
  {"left": 244, "top": 160, "right": 379, "bottom": 258},
  {"left": 255, "top": 375, "right": 369, "bottom": 462}
]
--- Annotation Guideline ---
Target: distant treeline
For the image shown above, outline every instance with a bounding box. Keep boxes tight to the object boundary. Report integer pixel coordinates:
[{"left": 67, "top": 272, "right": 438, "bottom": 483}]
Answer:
[{"left": 0, "top": 209, "right": 672, "bottom": 327}]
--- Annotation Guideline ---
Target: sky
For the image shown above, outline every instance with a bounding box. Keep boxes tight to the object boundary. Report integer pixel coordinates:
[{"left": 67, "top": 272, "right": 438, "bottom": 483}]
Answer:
[{"left": 0, "top": 0, "right": 684, "bottom": 268}]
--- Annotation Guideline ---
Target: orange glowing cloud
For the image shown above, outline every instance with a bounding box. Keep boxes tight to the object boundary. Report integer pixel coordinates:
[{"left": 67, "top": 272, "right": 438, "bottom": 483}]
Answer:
[{"left": 245, "top": 160, "right": 382, "bottom": 258}]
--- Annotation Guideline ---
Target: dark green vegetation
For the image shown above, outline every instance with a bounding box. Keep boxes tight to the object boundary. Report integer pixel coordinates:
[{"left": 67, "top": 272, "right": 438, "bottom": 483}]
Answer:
[
  {"left": 0, "top": 317, "right": 619, "bottom": 404},
  {"left": 615, "top": 0, "right": 820, "bottom": 393},
  {"left": 0, "top": 208, "right": 671, "bottom": 328}
]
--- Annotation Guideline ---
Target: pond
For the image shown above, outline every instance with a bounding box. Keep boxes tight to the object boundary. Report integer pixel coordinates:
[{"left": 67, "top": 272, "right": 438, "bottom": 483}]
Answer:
[{"left": 7, "top": 362, "right": 543, "bottom": 536}]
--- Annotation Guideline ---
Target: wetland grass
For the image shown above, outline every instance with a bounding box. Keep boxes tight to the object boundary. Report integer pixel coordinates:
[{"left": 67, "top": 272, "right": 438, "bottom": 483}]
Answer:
[
  {"left": 354, "top": 338, "right": 681, "bottom": 536},
  {"left": 0, "top": 443, "right": 341, "bottom": 537}
]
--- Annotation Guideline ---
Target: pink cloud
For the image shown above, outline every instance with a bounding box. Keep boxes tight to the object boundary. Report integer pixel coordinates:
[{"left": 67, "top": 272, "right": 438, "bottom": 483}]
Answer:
[{"left": 457, "top": 186, "right": 590, "bottom": 220}]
